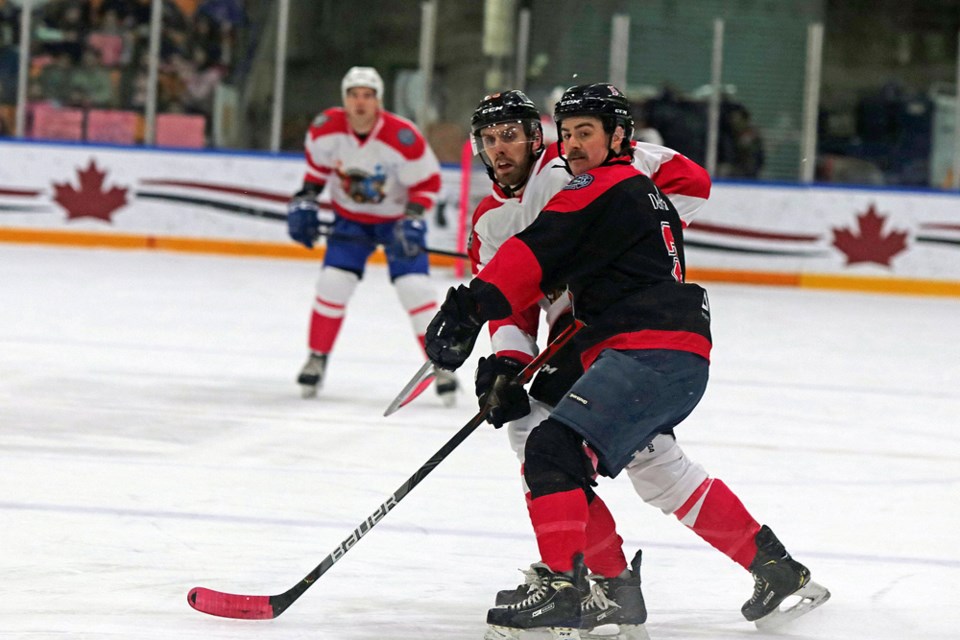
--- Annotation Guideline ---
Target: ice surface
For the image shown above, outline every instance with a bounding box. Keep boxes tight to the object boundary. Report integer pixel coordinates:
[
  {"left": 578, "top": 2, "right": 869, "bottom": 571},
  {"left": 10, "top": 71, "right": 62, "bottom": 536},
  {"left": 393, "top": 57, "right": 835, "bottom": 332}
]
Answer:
[{"left": 1, "top": 244, "right": 958, "bottom": 639}]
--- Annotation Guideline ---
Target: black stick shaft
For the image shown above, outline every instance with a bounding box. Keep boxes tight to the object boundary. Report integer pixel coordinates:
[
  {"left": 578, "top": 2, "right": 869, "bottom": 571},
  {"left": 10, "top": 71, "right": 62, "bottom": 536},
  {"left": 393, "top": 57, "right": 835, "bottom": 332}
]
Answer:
[{"left": 266, "top": 320, "right": 582, "bottom": 617}]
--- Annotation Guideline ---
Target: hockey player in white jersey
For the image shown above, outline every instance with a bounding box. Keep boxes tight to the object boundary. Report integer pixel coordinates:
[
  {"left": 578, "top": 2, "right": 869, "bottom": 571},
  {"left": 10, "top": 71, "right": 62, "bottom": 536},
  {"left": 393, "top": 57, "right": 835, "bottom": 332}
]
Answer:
[
  {"left": 286, "top": 66, "right": 457, "bottom": 402},
  {"left": 465, "top": 89, "right": 828, "bottom": 638}
]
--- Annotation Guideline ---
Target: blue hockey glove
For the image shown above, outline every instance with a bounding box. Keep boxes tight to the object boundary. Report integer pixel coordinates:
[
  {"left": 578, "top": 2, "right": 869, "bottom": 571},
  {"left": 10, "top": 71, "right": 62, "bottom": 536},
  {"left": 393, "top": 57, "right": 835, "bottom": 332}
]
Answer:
[
  {"left": 475, "top": 355, "right": 530, "bottom": 428},
  {"left": 287, "top": 197, "right": 320, "bottom": 248},
  {"left": 393, "top": 216, "right": 427, "bottom": 257},
  {"left": 287, "top": 198, "right": 334, "bottom": 248},
  {"left": 425, "top": 285, "right": 483, "bottom": 371}
]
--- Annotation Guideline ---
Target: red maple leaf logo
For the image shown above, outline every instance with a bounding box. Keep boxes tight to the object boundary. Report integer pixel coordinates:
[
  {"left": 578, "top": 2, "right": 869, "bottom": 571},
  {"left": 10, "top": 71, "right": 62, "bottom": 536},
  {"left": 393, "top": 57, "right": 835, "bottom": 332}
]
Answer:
[
  {"left": 53, "top": 159, "right": 128, "bottom": 223},
  {"left": 832, "top": 204, "right": 908, "bottom": 267}
]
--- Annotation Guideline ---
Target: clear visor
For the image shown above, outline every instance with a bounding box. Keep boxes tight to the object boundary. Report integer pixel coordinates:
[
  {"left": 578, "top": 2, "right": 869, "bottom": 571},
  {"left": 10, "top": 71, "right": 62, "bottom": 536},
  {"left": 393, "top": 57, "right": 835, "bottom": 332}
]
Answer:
[{"left": 471, "top": 121, "right": 531, "bottom": 157}]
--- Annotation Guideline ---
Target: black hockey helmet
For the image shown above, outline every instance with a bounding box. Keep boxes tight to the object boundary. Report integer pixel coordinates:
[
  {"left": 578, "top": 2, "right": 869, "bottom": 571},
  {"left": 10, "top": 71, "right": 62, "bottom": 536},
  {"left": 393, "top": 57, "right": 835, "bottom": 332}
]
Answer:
[
  {"left": 470, "top": 90, "right": 545, "bottom": 192},
  {"left": 470, "top": 90, "right": 541, "bottom": 137},
  {"left": 554, "top": 83, "right": 634, "bottom": 153}
]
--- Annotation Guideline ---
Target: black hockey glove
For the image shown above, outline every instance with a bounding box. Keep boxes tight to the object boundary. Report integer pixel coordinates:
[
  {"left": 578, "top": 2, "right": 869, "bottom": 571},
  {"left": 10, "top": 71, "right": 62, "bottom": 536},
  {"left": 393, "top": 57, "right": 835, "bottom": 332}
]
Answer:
[
  {"left": 475, "top": 355, "right": 530, "bottom": 428},
  {"left": 425, "top": 285, "right": 483, "bottom": 371}
]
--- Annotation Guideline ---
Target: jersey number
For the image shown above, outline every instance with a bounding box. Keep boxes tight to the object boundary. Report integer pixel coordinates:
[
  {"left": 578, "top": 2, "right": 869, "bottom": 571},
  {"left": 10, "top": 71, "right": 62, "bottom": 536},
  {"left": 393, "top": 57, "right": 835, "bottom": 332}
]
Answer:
[{"left": 661, "top": 221, "right": 683, "bottom": 283}]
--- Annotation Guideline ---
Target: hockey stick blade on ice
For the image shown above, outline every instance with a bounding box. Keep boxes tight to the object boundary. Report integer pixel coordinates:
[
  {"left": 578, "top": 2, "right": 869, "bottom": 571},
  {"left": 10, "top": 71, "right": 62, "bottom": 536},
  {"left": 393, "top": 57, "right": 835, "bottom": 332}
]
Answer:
[
  {"left": 383, "top": 360, "right": 436, "bottom": 416},
  {"left": 187, "top": 320, "right": 583, "bottom": 620}
]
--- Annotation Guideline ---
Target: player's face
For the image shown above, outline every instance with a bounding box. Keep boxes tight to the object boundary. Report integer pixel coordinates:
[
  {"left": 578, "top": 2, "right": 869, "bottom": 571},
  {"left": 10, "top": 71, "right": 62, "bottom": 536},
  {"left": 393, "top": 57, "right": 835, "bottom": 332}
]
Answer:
[
  {"left": 479, "top": 122, "right": 535, "bottom": 186},
  {"left": 559, "top": 116, "right": 624, "bottom": 175},
  {"left": 344, "top": 87, "right": 379, "bottom": 133}
]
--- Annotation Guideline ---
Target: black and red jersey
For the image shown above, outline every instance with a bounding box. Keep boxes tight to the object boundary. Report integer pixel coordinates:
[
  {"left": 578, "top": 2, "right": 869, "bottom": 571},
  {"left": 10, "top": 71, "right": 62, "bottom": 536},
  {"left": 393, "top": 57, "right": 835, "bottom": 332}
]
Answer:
[{"left": 471, "top": 157, "right": 712, "bottom": 369}]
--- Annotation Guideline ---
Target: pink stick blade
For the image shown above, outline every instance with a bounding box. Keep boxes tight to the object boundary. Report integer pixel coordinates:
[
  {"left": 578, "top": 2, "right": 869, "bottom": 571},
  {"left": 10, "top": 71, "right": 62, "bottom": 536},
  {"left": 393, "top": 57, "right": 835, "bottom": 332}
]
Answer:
[
  {"left": 400, "top": 376, "right": 435, "bottom": 408},
  {"left": 383, "top": 360, "right": 437, "bottom": 416},
  {"left": 187, "top": 587, "right": 275, "bottom": 619}
]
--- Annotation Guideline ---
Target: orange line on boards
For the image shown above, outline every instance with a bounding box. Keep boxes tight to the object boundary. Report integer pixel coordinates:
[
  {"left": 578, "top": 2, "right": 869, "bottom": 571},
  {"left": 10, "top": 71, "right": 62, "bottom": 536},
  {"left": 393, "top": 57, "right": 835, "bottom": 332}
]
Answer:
[
  {"left": 800, "top": 273, "right": 960, "bottom": 298},
  {"left": 1, "top": 229, "right": 956, "bottom": 295},
  {"left": 0, "top": 228, "right": 466, "bottom": 268}
]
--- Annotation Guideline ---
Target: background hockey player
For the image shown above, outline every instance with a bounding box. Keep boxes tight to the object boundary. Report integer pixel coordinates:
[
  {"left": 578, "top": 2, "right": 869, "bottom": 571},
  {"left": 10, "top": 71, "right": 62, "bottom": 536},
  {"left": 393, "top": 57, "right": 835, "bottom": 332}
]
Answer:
[
  {"left": 429, "top": 83, "right": 829, "bottom": 639},
  {"left": 286, "top": 66, "right": 458, "bottom": 402}
]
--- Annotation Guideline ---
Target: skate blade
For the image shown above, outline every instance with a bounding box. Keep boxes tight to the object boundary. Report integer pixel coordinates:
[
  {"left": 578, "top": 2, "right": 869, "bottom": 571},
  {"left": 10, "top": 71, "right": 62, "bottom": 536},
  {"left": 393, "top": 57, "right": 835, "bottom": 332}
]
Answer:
[
  {"left": 300, "top": 384, "right": 318, "bottom": 399},
  {"left": 754, "top": 580, "right": 831, "bottom": 631},
  {"left": 583, "top": 623, "right": 650, "bottom": 640},
  {"left": 484, "top": 625, "right": 520, "bottom": 640},
  {"left": 484, "top": 626, "right": 581, "bottom": 640}
]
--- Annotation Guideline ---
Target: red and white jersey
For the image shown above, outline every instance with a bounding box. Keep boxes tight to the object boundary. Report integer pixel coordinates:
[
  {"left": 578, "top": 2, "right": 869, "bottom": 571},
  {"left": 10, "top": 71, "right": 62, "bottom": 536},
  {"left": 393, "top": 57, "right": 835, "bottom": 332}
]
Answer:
[
  {"left": 302, "top": 108, "right": 441, "bottom": 224},
  {"left": 468, "top": 140, "right": 711, "bottom": 363}
]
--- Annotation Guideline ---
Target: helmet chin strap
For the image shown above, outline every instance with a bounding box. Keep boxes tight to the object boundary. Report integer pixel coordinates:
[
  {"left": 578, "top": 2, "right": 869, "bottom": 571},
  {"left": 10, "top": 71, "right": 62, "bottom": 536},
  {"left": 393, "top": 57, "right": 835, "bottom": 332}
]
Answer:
[{"left": 499, "top": 175, "right": 528, "bottom": 198}]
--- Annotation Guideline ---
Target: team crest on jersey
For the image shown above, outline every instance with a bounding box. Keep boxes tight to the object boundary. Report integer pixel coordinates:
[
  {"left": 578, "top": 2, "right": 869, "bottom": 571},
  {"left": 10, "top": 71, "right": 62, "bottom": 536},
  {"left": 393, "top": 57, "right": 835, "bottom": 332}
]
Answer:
[
  {"left": 337, "top": 163, "right": 387, "bottom": 204},
  {"left": 397, "top": 128, "right": 416, "bottom": 146},
  {"left": 311, "top": 113, "right": 328, "bottom": 128},
  {"left": 563, "top": 174, "right": 594, "bottom": 190}
]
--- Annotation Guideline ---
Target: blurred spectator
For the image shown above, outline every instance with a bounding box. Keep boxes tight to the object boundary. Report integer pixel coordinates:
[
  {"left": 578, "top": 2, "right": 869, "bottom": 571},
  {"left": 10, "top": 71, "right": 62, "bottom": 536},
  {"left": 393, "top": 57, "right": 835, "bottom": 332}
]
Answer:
[
  {"left": 120, "top": 48, "right": 150, "bottom": 111},
  {"left": 0, "top": 0, "right": 19, "bottom": 105},
  {"left": 196, "top": 0, "right": 246, "bottom": 71},
  {"left": 35, "top": 1, "right": 90, "bottom": 63},
  {"left": 0, "top": 0, "right": 20, "bottom": 48},
  {"left": 725, "top": 106, "right": 764, "bottom": 178},
  {"left": 38, "top": 51, "right": 74, "bottom": 104},
  {"left": 187, "top": 13, "right": 224, "bottom": 69},
  {"left": 197, "top": 0, "right": 246, "bottom": 29},
  {"left": 157, "top": 53, "right": 187, "bottom": 111},
  {"left": 172, "top": 48, "right": 222, "bottom": 116},
  {"left": 644, "top": 85, "right": 708, "bottom": 165},
  {"left": 68, "top": 47, "right": 115, "bottom": 108},
  {"left": 87, "top": 9, "right": 133, "bottom": 67}
]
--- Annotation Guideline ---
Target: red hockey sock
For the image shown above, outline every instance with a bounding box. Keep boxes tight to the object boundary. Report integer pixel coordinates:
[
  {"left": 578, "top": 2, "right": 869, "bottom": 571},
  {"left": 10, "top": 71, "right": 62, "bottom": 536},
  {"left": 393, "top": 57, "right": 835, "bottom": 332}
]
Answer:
[
  {"left": 308, "top": 305, "right": 345, "bottom": 353},
  {"left": 529, "top": 489, "right": 589, "bottom": 572},
  {"left": 674, "top": 478, "right": 761, "bottom": 570},
  {"left": 583, "top": 495, "right": 627, "bottom": 578}
]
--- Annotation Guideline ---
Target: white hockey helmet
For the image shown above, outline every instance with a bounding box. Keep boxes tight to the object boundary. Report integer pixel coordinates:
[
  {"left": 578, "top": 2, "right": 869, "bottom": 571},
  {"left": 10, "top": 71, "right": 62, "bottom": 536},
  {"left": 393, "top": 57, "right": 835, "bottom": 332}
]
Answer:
[{"left": 341, "top": 66, "right": 384, "bottom": 101}]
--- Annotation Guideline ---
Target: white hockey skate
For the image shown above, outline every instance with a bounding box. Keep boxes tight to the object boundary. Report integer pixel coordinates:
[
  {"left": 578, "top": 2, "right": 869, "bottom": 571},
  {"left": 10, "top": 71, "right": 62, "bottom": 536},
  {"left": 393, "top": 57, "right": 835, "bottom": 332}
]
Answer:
[{"left": 297, "top": 352, "right": 327, "bottom": 398}]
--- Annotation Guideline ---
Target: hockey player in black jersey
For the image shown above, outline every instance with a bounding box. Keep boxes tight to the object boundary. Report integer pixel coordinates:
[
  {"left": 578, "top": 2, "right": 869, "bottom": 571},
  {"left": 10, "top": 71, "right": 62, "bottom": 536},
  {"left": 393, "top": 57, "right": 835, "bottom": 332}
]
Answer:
[{"left": 425, "top": 83, "right": 828, "bottom": 639}]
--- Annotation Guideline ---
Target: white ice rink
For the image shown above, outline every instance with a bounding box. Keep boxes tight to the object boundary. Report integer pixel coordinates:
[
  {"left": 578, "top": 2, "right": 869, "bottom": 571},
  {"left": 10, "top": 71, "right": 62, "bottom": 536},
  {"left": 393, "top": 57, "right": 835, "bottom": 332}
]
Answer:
[{"left": 1, "top": 243, "right": 958, "bottom": 640}]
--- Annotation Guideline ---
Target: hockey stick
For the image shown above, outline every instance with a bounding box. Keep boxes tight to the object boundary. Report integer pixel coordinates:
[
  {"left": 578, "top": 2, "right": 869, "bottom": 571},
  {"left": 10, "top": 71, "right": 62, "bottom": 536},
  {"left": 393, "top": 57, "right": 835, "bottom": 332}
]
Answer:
[
  {"left": 317, "top": 230, "right": 468, "bottom": 259},
  {"left": 135, "top": 192, "right": 467, "bottom": 258},
  {"left": 187, "top": 319, "right": 583, "bottom": 620}
]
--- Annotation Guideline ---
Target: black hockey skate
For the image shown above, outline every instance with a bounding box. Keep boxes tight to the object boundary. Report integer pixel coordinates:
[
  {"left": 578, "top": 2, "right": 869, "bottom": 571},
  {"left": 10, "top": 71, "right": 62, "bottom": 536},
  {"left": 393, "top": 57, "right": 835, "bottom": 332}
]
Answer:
[
  {"left": 742, "top": 525, "right": 830, "bottom": 630},
  {"left": 581, "top": 550, "right": 650, "bottom": 640},
  {"left": 434, "top": 367, "right": 458, "bottom": 407},
  {"left": 485, "top": 556, "right": 587, "bottom": 640},
  {"left": 297, "top": 352, "right": 328, "bottom": 398}
]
